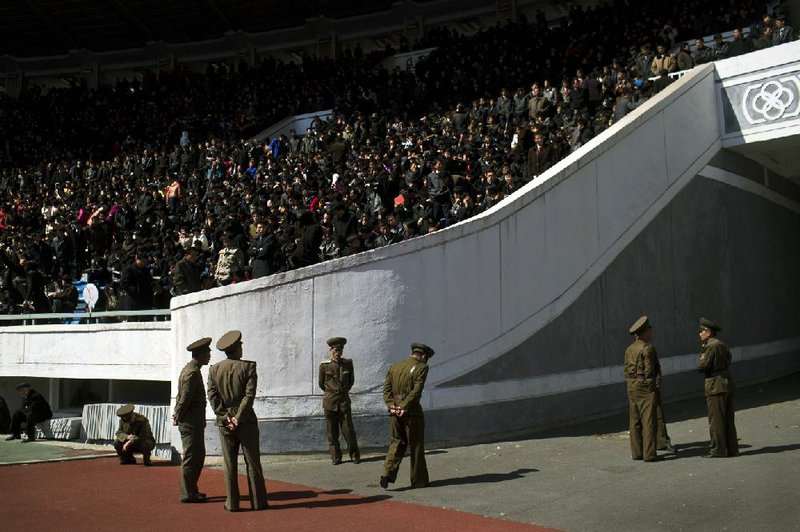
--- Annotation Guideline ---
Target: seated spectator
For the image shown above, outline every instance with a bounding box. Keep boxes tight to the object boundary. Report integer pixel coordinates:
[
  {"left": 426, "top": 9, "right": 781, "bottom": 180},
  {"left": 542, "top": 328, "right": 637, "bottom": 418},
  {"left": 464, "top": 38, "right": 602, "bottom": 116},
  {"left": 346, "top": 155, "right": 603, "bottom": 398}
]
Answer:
[
  {"left": 113, "top": 403, "right": 155, "bottom": 466},
  {"left": 5, "top": 383, "right": 52, "bottom": 442}
]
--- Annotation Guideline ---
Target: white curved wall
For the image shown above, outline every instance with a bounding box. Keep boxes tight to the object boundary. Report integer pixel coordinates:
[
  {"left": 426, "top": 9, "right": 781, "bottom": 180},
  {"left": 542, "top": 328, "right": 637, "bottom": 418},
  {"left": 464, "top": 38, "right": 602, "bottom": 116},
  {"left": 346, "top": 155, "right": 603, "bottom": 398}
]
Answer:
[{"left": 170, "top": 63, "right": 722, "bottom": 421}]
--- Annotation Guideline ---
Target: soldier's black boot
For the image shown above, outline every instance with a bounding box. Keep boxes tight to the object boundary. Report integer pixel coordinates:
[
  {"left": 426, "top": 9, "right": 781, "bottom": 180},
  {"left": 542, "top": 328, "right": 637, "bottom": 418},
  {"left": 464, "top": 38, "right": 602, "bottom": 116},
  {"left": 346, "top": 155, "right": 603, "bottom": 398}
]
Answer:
[{"left": 379, "top": 476, "right": 390, "bottom": 489}]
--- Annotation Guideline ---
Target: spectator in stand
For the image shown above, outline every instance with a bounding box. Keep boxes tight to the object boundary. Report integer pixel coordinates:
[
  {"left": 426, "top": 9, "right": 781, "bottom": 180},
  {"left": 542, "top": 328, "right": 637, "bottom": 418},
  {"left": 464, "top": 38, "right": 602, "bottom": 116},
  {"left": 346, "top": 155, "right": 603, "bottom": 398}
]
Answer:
[
  {"left": 214, "top": 231, "right": 245, "bottom": 286},
  {"left": 675, "top": 42, "right": 696, "bottom": 71},
  {"left": 49, "top": 274, "right": 78, "bottom": 313},
  {"left": 119, "top": 248, "right": 154, "bottom": 312},
  {"left": 526, "top": 132, "right": 554, "bottom": 180},
  {"left": 172, "top": 243, "right": 204, "bottom": 296},
  {"left": 727, "top": 27, "right": 755, "bottom": 56},
  {"left": 650, "top": 44, "right": 677, "bottom": 76},
  {"left": 712, "top": 33, "right": 729, "bottom": 59},
  {"left": 693, "top": 38, "right": 715, "bottom": 64},
  {"left": 773, "top": 15, "right": 795, "bottom": 45}
]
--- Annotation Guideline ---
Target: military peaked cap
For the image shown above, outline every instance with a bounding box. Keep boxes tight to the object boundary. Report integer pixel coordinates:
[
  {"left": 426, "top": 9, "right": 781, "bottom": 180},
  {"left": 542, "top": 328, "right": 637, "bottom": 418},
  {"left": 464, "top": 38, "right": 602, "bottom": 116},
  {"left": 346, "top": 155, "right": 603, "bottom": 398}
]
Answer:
[
  {"left": 411, "top": 342, "right": 435, "bottom": 358},
  {"left": 327, "top": 337, "right": 347, "bottom": 349},
  {"left": 699, "top": 317, "right": 721, "bottom": 332},
  {"left": 116, "top": 403, "right": 135, "bottom": 416},
  {"left": 628, "top": 315, "right": 651, "bottom": 336},
  {"left": 217, "top": 330, "right": 242, "bottom": 351},
  {"left": 186, "top": 337, "right": 212, "bottom": 352},
  {"left": 15, "top": 382, "right": 31, "bottom": 390}
]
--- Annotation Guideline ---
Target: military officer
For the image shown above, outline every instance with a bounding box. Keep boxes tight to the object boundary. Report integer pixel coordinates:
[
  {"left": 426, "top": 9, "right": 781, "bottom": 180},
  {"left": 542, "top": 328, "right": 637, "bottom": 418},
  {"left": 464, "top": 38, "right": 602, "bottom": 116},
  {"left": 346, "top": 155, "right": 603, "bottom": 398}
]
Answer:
[
  {"left": 173, "top": 336, "right": 212, "bottom": 503},
  {"left": 698, "top": 318, "right": 739, "bottom": 458},
  {"left": 114, "top": 403, "right": 156, "bottom": 465},
  {"left": 380, "top": 342, "right": 435, "bottom": 489},
  {"left": 318, "top": 336, "right": 360, "bottom": 465},
  {"left": 624, "top": 316, "right": 660, "bottom": 462},
  {"left": 207, "top": 330, "right": 268, "bottom": 511}
]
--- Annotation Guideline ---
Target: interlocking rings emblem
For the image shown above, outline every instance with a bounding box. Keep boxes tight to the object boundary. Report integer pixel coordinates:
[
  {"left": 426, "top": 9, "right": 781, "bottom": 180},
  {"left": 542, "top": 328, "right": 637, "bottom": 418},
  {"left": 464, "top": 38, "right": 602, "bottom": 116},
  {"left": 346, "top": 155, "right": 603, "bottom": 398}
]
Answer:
[{"left": 742, "top": 76, "right": 800, "bottom": 124}]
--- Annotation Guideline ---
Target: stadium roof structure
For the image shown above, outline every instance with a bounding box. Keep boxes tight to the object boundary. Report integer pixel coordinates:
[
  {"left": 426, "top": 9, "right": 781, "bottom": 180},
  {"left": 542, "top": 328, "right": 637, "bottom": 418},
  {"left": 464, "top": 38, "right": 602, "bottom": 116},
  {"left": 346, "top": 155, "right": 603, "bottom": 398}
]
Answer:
[{"left": 0, "top": 0, "right": 399, "bottom": 58}]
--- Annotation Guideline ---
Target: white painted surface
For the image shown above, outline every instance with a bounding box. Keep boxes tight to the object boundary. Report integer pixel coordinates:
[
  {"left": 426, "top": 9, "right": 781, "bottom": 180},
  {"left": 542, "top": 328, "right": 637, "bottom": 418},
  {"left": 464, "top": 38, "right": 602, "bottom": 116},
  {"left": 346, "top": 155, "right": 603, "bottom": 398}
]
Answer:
[{"left": 0, "top": 323, "right": 171, "bottom": 381}]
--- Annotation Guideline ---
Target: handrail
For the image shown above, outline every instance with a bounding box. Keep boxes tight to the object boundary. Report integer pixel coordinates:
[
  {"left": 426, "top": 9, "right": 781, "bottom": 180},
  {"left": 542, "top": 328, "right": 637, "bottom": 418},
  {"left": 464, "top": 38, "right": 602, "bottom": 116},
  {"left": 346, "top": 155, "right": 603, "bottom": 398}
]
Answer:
[{"left": 0, "top": 309, "right": 171, "bottom": 325}]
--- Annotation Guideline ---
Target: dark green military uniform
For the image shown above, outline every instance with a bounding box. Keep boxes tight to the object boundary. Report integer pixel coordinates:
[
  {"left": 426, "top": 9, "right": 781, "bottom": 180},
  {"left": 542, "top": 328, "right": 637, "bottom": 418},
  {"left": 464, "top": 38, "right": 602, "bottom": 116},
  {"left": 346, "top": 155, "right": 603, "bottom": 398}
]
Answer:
[
  {"left": 654, "top": 356, "right": 674, "bottom": 451},
  {"left": 207, "top": 330, "right": 268, "bottom": 511},
  {"left": 624, "top": 317, "right": 659, "bottom": 462},
  {"left": 698, "top": 318, "right": 739, "bottom": 457},
  {"left": 380, "top": 342, "right": 434, "bottom": 489},
  {"left": 114, "top": 403, "right": 156, "bottom": 465},
  {"left": 173, "top": 337, "right": 211, "bottom": 503},
  {"left": 319, "top": 336, "right": 360, "bottom": 464}
]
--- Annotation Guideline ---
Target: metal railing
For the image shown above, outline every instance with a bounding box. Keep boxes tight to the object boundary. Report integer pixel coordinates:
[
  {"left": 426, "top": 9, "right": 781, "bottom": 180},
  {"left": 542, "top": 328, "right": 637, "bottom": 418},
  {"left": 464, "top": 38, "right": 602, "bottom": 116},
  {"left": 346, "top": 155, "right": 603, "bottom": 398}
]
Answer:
[{"left": 0, "top": 309, "right": 171, "bottom": 326}]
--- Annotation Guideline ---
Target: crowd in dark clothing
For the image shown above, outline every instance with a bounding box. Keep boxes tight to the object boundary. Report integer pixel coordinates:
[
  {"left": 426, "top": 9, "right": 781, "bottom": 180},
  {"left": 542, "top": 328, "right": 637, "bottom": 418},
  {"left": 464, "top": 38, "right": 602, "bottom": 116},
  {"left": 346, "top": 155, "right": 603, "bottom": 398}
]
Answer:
[{"left": 0, "top": 0, "right": 792, "bottom": 315}]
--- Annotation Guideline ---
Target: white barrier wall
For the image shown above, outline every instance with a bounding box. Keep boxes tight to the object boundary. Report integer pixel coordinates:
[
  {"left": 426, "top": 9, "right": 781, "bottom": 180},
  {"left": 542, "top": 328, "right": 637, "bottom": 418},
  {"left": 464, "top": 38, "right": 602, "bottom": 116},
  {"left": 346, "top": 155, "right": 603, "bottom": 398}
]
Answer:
[
  {"left": 170, "top": 63, "right": 723, "bottom": 424},
  {"left": 0, "top": 322, "right": 171, "bottom": 381}
]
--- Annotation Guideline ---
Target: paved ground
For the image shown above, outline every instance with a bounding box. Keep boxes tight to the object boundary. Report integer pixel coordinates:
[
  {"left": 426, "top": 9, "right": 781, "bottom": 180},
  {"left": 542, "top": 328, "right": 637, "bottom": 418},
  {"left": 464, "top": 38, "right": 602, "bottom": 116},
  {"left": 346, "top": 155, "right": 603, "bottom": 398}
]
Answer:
[{"left": 2, "top": 373, "right": 799, "bottom": 531}]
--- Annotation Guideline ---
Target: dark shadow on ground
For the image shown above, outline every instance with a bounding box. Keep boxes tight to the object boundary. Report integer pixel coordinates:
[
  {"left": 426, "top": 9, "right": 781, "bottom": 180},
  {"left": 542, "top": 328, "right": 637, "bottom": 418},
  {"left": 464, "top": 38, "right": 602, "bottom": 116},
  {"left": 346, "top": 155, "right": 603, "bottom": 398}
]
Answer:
[
  {"left": 738, "top": 443, "right": 800, "bottom": 456},
  {"left": 273, "top": 494, "right": 391, "bottom": 509},
  {"left": 519, "top": 373, "right": 800, "bottom": 439},
  {"left": 391, "top": 468, "right": 538, "bottom": 491}
]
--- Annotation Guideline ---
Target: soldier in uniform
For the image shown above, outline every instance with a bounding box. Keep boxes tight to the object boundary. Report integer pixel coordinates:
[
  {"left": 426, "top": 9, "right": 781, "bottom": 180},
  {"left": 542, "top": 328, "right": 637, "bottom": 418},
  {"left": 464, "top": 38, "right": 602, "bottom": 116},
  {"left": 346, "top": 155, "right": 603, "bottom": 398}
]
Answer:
[
  {"left": 173, "top": 336, "right": 212, "bottom": 503},
  {"left": 318, "top": 336, "right": 360, "bottom": 465},
  {"left": 114, "top": 403, "right": 156, "bottom": 465},
  {"left": 623, "top": 316, "right": 660, "bottom": 462},
  {"left": 380, "top": 342, "right": 435, "bottom": 489},
  {"left": 207, "top": 330, "right": 268, "bottom": 511},
  {"left": 698, "top": 318, "right": 739, "bottom": 458}
]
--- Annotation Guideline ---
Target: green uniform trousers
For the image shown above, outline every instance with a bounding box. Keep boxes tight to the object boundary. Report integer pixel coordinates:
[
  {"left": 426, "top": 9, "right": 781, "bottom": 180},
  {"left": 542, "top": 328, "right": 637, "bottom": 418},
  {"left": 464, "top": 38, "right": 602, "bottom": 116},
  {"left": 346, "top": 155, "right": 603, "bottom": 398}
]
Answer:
[
  {"left": 627, "top": 381, "right": 657, "bottom": 461},
  {"left": 655, "top": 390, "right": 672, "bottom": 449},
  {"left": 219, "top": 423, "right": 268, "bottom": 510},
  {"left": 382, "top": 414, "right": 428, "bottom": 487},
  {"left": 325, "top": 406, "right": 360, "bottom": 462},
  {"left": 179, "top": 424, "right": 205, "bottom": 500},
  {"left": 707, "top": 393, "right": 739, "bottom": 457}
]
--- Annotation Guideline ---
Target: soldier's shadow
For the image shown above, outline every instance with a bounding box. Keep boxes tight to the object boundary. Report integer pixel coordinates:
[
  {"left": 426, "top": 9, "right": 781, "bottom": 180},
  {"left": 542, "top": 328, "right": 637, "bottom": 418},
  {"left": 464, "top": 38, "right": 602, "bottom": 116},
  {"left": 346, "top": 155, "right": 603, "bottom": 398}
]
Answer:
[
  {"left": 268, "top": 489, "right": 352, "bottom": 501},
  {"left": 671, "top": 441, "right": 753, "bottom": 458},
  {"left": 271, "top": 494, "right": 392, "bottom": 509},
  {"left": 738, "top": 443, "right": 800, "bottom": 456},
  {"left": 393, "top": 468, "right": 538, "bottom": 491}
]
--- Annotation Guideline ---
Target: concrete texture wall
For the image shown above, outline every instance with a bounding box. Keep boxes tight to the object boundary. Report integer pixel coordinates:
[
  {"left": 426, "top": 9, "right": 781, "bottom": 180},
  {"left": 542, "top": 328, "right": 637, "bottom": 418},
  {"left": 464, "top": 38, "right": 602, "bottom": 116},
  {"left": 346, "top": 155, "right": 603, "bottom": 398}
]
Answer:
[{"left": 0, "top": 322, "right": 171, "bottom": 382}]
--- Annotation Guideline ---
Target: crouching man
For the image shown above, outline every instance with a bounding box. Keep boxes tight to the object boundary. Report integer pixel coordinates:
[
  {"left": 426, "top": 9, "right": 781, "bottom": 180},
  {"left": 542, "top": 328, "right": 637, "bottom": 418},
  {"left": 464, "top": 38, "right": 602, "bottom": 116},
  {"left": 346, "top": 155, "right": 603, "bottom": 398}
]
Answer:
[{"left": 114, "top": 403, "right": 156, "bottom": 465}]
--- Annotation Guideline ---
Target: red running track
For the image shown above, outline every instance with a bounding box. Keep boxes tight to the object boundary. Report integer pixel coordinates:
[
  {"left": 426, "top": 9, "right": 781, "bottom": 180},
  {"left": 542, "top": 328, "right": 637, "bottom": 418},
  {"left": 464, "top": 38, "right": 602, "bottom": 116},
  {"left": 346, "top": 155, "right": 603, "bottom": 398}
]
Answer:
[{"left": 0, "top": 458, "right": 557, "bottom": 531}]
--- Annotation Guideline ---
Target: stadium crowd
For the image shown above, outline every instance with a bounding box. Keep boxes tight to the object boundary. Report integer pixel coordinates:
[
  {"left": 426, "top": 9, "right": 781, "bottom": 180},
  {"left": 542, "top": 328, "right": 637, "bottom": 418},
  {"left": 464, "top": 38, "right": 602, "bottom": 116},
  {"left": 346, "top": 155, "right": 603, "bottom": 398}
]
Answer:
[{"left": 0, "top": 0, "right": 793, "bottom": 315}]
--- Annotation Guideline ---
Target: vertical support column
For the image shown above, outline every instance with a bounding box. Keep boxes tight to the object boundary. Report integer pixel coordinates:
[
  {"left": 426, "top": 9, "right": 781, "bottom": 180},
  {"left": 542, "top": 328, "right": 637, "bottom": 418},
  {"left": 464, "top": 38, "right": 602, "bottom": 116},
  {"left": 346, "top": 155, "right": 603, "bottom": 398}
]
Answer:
[
  {"left": 108, "top": 380, "right": 115, "bottom": 403},
  {"left": 4, "top": 71, "right": 23, "bottom": 99},
  {"left": 49, "top": 378, "right": 61, "bottom": 410},
  {"left": 81, "top": 63, "right": 98, "bottom": 91}
]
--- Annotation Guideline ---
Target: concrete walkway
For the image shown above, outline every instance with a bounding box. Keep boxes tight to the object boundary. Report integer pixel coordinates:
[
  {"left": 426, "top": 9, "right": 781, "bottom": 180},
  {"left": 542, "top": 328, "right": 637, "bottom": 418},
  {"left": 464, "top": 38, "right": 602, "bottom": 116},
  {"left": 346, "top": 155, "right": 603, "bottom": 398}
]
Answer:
[
  {"left": 258, "top": 373, "right": 800, "bottom": 531},
  {"left": 3, "top": 373, "right": 799, "bottom": 531}
]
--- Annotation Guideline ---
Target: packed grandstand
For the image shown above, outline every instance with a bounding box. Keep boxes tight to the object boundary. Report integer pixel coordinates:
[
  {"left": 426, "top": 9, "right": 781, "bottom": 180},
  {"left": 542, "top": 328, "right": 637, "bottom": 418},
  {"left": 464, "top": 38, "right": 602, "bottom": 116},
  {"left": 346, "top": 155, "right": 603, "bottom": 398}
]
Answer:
[{"left": 0, "top": 0, "right": 793, "bottom": 316}]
